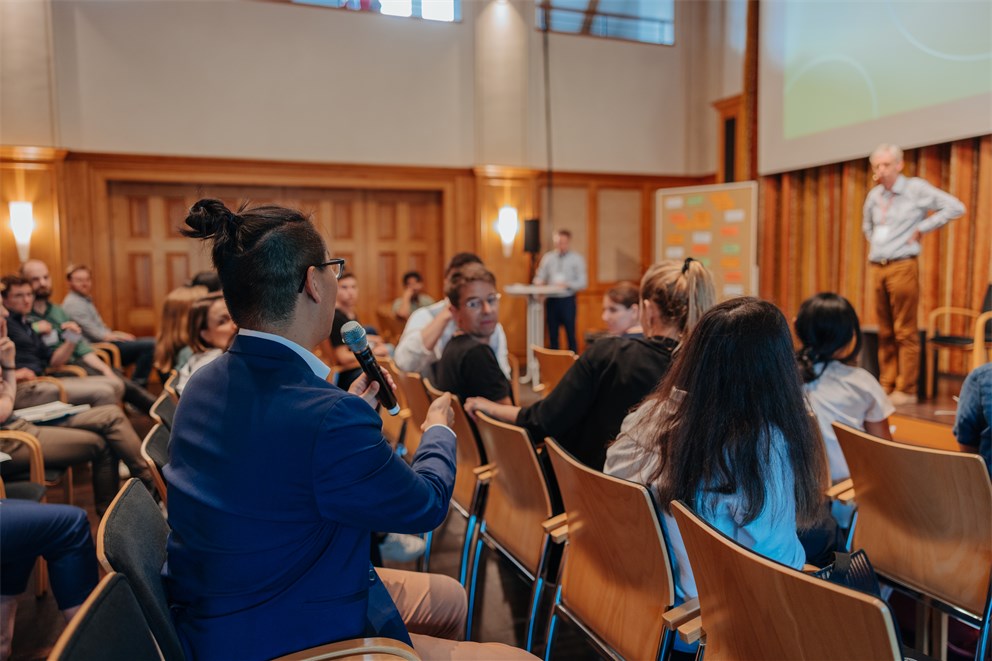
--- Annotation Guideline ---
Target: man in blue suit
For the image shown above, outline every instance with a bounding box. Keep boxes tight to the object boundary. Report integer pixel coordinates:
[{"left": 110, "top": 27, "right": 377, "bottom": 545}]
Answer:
[{"left": 164, "top": 199, "right": 534, "bottom": 660}]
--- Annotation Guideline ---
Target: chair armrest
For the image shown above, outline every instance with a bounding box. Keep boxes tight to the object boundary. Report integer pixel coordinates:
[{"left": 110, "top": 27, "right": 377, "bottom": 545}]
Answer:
[
  {"left": 928, "top": 307, "right": 979, "bottom": 336},
  {"left": 663, "top": 597, "right": 700, "bottom": 630},
  {"left": 91, "top": 342, "right": 123, "bottom": 369},
  {"left": 46, "top": 365, "right": 87, "bottom": 378},
  {"left": 542, "top": 513, "right": 569, "bottom": 543},
  {"left": 271, "top": 637, "right": 421, "bottom": 660},
  {"left": 836, "top": 487, "right": 856, "bottom": 504},
  {"left": 33, "top": 376, "right": 69, "bottom": 402},
  {"left": 825, "top": 479, "right": 854, "bottom": 499},
  {"left": 677, "top": 615, "right": 703, "bottom": 644},
  {"left": 0, "top": 430, "right": 45, "bottom": 484},
  {"left": 975, "top": 311, "right": 992, "bottom": 370},
  {"left": 473, "top": 463, "right": 496, "bottom": 484}
]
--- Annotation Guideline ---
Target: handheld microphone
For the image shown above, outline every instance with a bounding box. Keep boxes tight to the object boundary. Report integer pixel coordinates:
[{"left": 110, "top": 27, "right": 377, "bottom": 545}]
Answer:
[{"left": 341, "top": 321, "right": 400, "bottom": 416}]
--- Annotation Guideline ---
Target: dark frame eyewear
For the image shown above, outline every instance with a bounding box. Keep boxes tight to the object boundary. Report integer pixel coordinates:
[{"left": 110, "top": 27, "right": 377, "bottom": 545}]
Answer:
[{"left": 297, "top": 258, "right": 346, "bottom": 293}]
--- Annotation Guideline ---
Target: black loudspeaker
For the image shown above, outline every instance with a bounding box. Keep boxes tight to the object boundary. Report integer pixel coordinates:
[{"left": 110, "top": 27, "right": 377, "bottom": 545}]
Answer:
[{"left": 524, "top": 218, "right": 541, "bottom": 254}]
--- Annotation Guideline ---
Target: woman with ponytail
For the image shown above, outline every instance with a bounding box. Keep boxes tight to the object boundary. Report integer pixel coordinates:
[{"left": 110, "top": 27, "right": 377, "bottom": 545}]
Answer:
[
  {"left": 795, "top": 292, "right": 893, "bottom": 483},
  {"left": 465, "top": 258, "right": 715, "bottom": 470}
]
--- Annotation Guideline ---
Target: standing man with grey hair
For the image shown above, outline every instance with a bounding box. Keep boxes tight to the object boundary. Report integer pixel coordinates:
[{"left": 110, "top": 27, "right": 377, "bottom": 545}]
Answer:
[{"left": 863, "top": 144, "right": 965, "bottom": 404}]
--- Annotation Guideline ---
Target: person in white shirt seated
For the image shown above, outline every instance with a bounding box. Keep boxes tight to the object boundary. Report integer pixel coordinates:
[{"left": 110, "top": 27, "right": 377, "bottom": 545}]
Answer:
[
  {"left": 393, "top": 253, "right": 510, "bottom": 380},
  {"left": 175, "top": 293, "right": 237, "bottom": 395},
  {"left": 605, "top": 298, "right": 827, "bottom": 638}
]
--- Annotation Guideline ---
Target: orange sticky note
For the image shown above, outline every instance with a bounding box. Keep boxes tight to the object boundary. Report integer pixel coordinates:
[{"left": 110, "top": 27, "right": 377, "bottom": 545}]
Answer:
[
  {"left": 668, "top": 234, "right": 685, "bottom": 245},
  {"left": 720, "top": 257, "right": 741, "bottom": 269},
  {"left": 724, "top": 271, "right": 743, "bottom": 283},
  {"left": 671, "top": 213, "right": 687, "bottom": 225},
  {"left": 691, "top": 244, "right": 710, "bottom": 255},
  {"left": 720, "top": 225, "right": 740, "bottom": 237}
]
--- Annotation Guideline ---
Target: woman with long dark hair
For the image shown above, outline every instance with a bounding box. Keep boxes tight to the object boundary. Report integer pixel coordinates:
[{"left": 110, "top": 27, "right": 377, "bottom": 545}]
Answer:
[{"left": 605, "top": 297, "right": 827, "bottom": 602}]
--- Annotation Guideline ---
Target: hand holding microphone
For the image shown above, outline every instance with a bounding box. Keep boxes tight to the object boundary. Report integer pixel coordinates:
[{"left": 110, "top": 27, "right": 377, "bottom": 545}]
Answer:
[{"left": 341, "top": 321, "right": 400, "bottom": 416}]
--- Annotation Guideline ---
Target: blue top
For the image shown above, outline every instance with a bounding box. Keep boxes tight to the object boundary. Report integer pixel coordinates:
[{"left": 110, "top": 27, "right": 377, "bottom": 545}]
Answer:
[
  {"left": 954, "top": 363, "right": 992, "bottom": 474},
  {"left": 163, "top": 334, "right": 456, "bottom": 660}
]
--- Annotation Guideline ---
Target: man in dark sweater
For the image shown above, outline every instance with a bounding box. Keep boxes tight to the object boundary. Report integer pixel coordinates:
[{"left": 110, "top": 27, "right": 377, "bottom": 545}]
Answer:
[{"left": 433, "top": 264, "right": 512, "bottom": 405}]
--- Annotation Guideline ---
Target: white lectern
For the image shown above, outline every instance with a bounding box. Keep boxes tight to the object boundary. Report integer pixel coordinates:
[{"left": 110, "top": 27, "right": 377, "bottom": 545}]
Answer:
[{"left": 504, "top": 283, "right": 571, "bottom": 385}]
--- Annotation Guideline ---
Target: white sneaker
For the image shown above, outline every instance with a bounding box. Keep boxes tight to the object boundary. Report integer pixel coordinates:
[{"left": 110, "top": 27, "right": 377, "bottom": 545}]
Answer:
[
  {"left": 888, "top": 391, "right": 917, "bottom": 406},
  {"left": 379, "top": 533, "right": 426, "bottom": 562}
]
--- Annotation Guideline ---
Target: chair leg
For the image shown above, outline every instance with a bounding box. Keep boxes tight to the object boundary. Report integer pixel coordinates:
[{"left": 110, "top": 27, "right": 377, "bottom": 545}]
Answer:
[
  {"left": 35, "top": 558, "right": 48, "bottom": 597},
  {"left": 658, "top": 627, "right": 675, "bottom": 661},
  {"left": 418, "top": 530, "right": 433, "bottom": 573},
  {"left": 929, "top": 349, "right": 938, "bottom": 400},
  {"left": 525, "top": 576, "right": 545, "bottom": 653},
  {"left": 458, "top": 513, "right": 477, "bottom": 586},
  {"left": 465, "top": 525, "right": 487, "bottom": 641},
  {"left": 543, "top": 584, "right": 563, "bottom": 661}
]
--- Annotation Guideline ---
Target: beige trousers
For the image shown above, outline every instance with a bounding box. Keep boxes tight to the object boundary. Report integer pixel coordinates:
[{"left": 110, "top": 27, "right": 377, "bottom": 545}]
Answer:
[{"left": 378, "top": 568, "right": 538, "bottom": 660}]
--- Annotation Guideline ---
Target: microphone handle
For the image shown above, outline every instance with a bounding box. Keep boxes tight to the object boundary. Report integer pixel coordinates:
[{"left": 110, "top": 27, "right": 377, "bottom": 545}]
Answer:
[{"left": 353, "top": 347, "right": 400, "bottom": 415}]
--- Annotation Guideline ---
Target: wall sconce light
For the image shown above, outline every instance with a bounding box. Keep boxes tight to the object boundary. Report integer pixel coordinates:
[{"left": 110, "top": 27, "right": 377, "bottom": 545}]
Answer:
[
  {"left": 495, "top": 205, "right": 519, "bottom": 258},
  {"left": 9, "top": 202, "right": 35, "bottom": 263}
]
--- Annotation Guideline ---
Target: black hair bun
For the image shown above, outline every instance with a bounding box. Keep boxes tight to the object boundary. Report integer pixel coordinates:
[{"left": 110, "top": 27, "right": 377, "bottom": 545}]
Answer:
[{"left": 182, "top": 199, "right": 236, "bottom": 239}]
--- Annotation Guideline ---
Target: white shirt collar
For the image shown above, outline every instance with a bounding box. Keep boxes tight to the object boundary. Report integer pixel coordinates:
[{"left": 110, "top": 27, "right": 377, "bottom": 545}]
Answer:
[{"left": 237, "top": 328, "right": 331, "bottom": 380}]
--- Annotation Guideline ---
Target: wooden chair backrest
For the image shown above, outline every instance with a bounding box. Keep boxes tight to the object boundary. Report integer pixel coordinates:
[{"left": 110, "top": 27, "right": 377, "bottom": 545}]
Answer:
[
  {"left": 507, "top": 352, "right": 521, "bottom": 406},
  {"left": 399, "top": 371, "right": 431, "bottom": 458},
  {"left": 140, "top": 424, "right": 171, "bottom": 506},
  {"left": 834, "top": 422, "right": 992, "bottom": 616},
  {"left": 375, "top": 304, "right": 407, "bottom": 345},
  {"left": 544, "top": 438, "right": 674, "bottom": 661},
  {"left": 423, "top": 378, "right": 485, "bottom": 513},
  {"left": 474, "top": 413, "right": 553, "bottom": 574},
  {"left": 49, "top": 573, "right": 161, "bottom": 661},
  {"left": 670, "top": 501, "right": 902, "bottom": 661},
  {"left": 162, "top": 370, "right": 180, "bottom": 400},
  {"left": 888, "top": 413, "right": 957, "bottom": 451},
  {"left": 532, "top": 346, "right": 576, "bottom": 395}
]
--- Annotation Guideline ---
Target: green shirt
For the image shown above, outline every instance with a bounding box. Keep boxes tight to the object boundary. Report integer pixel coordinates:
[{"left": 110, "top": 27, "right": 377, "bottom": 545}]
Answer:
[{"left": 30, "top": 300, "right": 94, "bottom": 362}]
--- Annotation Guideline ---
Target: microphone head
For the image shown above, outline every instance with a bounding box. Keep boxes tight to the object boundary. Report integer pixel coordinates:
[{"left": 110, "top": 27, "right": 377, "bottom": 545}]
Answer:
[{"left": 341, "top": 321, "right": 369, "bottom": 352}]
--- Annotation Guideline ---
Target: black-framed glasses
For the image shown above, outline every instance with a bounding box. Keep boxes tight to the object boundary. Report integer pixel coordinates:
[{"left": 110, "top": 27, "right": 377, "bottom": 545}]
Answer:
[
  {"left": 298, "top": 258, "right": 346, "bottom": 293},
  {"left": 463, "top": 293, "right": 501, "bottom": 311}
]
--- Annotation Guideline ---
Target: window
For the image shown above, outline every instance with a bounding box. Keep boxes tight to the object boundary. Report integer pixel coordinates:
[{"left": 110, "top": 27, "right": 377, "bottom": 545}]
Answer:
[
  {"left": 537, "top": 0, "right": 674, "bottom": 46},
  {"left": 292, "top": 0, "right": 460, "bottom": 23}
]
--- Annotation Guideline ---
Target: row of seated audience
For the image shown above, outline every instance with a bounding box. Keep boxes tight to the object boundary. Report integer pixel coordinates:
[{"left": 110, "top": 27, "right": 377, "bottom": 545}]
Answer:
[{"left": 1, "top": 195, "right": 988, "bottom": 659}]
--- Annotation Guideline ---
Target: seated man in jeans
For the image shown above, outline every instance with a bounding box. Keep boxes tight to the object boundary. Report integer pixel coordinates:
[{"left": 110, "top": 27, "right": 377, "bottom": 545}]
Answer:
[{"left": 62, "top": 264, "right": 156, "bottom": 386}]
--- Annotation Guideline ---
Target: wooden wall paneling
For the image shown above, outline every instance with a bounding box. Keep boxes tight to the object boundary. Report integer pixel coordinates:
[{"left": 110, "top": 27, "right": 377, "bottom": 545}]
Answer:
[
  {"left": 475, "top": 167, "right": 541, "bottom": 359},
  {"left": 0, "top": 149, "right": 66, "bottom": 287},
  {"left": 758, "top": 135, "right": 990, "bottom": 378}
]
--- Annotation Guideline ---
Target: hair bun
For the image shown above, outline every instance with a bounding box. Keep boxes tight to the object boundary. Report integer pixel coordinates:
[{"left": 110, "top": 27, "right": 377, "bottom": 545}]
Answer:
[{"left": 183, "top": 199, "right": 237, "bottom": 239}]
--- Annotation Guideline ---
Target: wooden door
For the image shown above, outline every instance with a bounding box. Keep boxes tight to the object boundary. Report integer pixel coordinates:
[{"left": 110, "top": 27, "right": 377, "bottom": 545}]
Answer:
[{"left": 104, "top": 183, "right": 443, "bottom": 337}]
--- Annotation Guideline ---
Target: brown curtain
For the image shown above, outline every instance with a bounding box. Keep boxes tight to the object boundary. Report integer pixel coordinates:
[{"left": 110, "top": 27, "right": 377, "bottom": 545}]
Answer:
[{"left": 758, "top": 135, "right": 992, "bottom": 374}]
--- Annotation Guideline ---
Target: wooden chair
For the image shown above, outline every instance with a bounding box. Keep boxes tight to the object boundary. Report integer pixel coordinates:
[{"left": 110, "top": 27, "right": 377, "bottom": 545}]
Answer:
[
  {"left": 507, "top": 352, "right": 521, "bottom": 406},
  {"left": 927, "top": 283, "right": 992, "bottom": 397},
  {"left": 0, "top": 429, "right": 51, "bottom": 596},
  {"left": 149, "top": 391, "right": 177, "bottom": 431},
  {"left": 531, "top": 346, "right": 576, "bottom": 397},
  {"left": 49, "top": 573, "right": 162, "bottom": 661},
  {"left": 834, "top": 422, "right": 992, "bottom": 661},
  {"left": 376, "top": 356, "right": 410, "bottom": 451},
  {"left": 162, "top": 370, "right": 180, "bottom": 400},
  {"left": 467, "top": 413, "right": 554, "bottom": 650},
  {"left": 889, "top": 413, "right": 958, "bottom": 452},
  {"left": 423, "top": 378, "right": 487, "bottom": 585},
  {"left": 670, "top": 500, "right": 907, "bottom": 660},
  {"left": 399, "top": 371, "right": 431, "bottom": 461},
  {"left": 98, "top": 478, "right": 185, "bottom": 661},
  {"left": 91, "top": 342, "right": 123, "bottom": 370},
  {"left": 140, "top": 424, "right": 171, "bottom": 506},
  {"left": 543, "top": 437, "right": 677, "bottom": 661},
  {"left": 375, "top": 303, "right": 407, "bottom": 346}
]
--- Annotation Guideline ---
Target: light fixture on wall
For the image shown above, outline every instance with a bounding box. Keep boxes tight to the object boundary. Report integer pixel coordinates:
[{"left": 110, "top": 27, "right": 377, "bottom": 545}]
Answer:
[
  {"left": 9, "top": 202, "right": 35, "bottom": 263},
  {"left": 495, "top": 205, "right": 519, "bottom": 258}
]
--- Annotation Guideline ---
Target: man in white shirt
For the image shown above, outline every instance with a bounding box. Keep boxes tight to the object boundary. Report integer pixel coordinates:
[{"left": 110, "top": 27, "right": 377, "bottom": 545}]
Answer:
[
  {"left": 534, "top": 229, "right": 587, "bottom": 352},
  {"left": 393, "top": 253, "right": 511, "bottom": 380}
]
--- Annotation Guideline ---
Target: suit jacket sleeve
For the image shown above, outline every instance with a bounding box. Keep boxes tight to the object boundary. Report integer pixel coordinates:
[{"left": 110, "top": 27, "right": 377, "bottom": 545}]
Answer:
[{"left": 311, "top": 395, "right": 456, "bottom": 532}]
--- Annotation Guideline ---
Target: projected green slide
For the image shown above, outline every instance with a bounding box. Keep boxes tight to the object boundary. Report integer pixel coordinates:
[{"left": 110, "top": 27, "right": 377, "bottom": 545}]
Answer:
[{"left": 783, "top": 1, "right": 992, "bottom": 139}]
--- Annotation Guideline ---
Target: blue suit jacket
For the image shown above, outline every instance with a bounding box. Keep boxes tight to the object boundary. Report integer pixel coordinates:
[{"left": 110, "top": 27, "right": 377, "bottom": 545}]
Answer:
[{"left": 163, "top": 335, "right": 456, "bottom": 660}]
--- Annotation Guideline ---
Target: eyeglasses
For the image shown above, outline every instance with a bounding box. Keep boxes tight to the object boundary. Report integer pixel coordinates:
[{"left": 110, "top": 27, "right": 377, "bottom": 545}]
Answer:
[
  {"left": 297, "top": 258, "right": 346, "bottom": 293},
  {"left": 463, "top": 293, "right": 501, "bottom": 311}
]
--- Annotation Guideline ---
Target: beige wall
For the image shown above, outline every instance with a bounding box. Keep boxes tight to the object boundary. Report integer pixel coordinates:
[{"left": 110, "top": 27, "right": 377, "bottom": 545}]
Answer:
[{"left": 0, "top": 0, "right": 746, "bottom": 176}]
